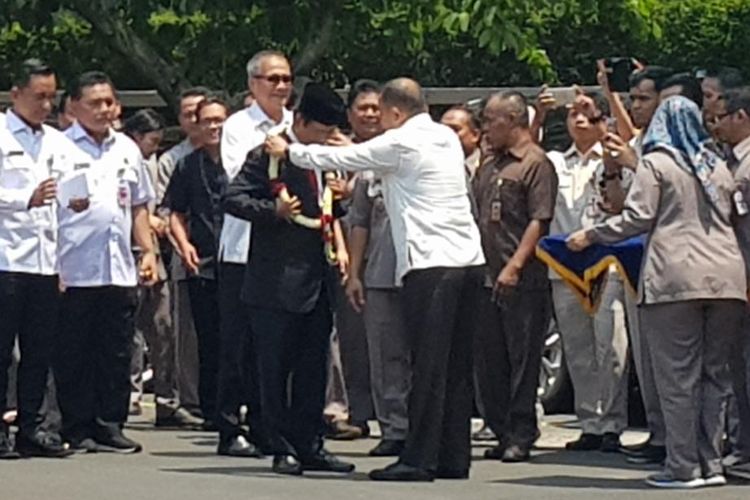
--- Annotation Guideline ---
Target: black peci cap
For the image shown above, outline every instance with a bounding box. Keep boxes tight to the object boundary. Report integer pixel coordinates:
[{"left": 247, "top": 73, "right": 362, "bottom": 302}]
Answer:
[{"left": 297, "top": 82, "right": 345, "bottom": 126}]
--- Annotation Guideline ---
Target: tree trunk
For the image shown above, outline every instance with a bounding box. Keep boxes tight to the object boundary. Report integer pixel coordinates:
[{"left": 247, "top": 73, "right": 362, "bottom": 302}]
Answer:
[{"left": 66, "top": 0, "right": 191, "bottom": 116}]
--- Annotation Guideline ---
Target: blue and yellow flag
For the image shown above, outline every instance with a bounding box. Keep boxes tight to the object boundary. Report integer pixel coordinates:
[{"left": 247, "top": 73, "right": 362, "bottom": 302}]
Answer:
[{"left": 536, "top": 234, "right": 645, "bottom": 313}]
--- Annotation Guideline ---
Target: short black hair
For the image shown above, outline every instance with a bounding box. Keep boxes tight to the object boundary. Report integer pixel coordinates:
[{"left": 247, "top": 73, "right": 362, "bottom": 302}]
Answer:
[
  {"left": 346, "top": 79, "right": 380, "bottom": 109},
  {"left": 725, "top": 86, "right": 750, "bottom": 117},
  {"left": 180, "top": 86, "right": 211, "bottom": 101},
  {"left": 69, "top": 71, "right": 115, "bottom": 100},
  {"left": 584, "top": 90, "right": 610, "bottom": 118},
  {"left": 629, "top": 66, "right": 673, "bottom": 91},
  {"left": 659, "top": 72, "right": 703, "bottom": 107},
  {"left": 704, "top": 67, "right": 745, "bottom": 91},
  {"left": 122, "top": 108, "right": 166, "bottom": 137},
  {"left": 445, "top": 104, "right": 482, "bottom": 131},
  {"left": 195, "top": 95, "right": 229, "bottom": 120},
  {"left": 11, "top": 58, "right": 55, "bottom": 88}
]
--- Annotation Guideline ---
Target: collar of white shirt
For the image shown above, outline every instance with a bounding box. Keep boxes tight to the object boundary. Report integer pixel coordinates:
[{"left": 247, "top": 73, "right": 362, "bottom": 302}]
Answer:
[
  {"left": 564, "top": 141, "right": 603, "bottom": 164},
  {"left": 734, "top": 135, "right": 750, "bottom": 163},
  {"left": 247, "top": 102, "right": 293, "bottom": 132},
  {"left": 68, "top": 121, "right": 116, "bottom": 149},
  {"left": 6, "top": 109, "right": 44, "bottom": 137}
]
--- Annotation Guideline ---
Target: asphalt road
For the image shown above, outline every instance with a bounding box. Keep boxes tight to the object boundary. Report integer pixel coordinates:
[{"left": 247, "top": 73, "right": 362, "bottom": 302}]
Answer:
[{"left": 1, "top": 411, "right": 748, "bottom": 500}]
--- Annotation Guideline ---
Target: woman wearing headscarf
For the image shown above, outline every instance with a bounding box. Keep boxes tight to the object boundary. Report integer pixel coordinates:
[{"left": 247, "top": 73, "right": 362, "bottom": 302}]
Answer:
[{"left": 567, "top": 96, "right": 747, "bottom": 489}]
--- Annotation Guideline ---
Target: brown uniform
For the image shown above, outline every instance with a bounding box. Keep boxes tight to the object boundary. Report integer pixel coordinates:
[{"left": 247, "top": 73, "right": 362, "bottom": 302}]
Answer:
[{"left": 471, "top": 141, "right": 558, "bottom": 450}]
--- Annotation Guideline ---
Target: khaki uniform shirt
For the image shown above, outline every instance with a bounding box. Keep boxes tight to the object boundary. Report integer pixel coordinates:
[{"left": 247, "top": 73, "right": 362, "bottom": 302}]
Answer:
[{"left": 587, "top": 150, "right": 746, "bottom": 304}]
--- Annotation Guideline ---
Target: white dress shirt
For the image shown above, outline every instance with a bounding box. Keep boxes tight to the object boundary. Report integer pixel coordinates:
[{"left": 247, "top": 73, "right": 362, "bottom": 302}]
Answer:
[
  {"left": 288, "top": 112, "right": 485, "bottom": 284},
  {"left": 0, "top": 110, "right": 75, "bottom": 275},
  {"left": 59, "top": 123, "right": 155, "bottom": 287},
  {"left": 218, "top": 102, "right": 293, "bottom": 264}
]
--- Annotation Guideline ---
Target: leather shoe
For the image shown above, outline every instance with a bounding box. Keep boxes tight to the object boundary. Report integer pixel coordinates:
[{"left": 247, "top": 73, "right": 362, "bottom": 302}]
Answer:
[
  {"left": 484, "top": 444, "right": 506, "bottom": 460},
  {"left": 626, "top": 444, "right": 666, "bottom": 464},
  {"left": 272, "top": 454, "right": 303, "bottom": 476},
  {"left": 472, "top": 424, "right": 496, "bottom": 441},
  {"left": 155, "top": 405, "right": 203, "bottom": 429},
  {"left": 217, "top": 435, "right": 262, "bottom": 458},
  {"left": 565, "top": 433, "right": 603, "bottom": 451},
  {"left": 435, "top": 468, "right": 469, "bottom": 479},
  {"left": 0, "top": 429, "right": 20, "bottom": 460},
  {"left": 369, "top": 462, "right": 434, "bottom": 482},
  {"left": 16, "top": 431, "right": 74, "bottom": 458},
  {"left": 301, "top": 449, "right": 355, "bottom": 473},
  {"left": 501, "top": 445, "right": 530, "bottom": 463},
  {"left": 325, "top": 420, "right": 363, "bottom": 440},
  {"left": 600, "top": 433, "right": 622, "bottom": 453},
  {"left": 369, "top": 439, "right": 404, "bottom": 457}
]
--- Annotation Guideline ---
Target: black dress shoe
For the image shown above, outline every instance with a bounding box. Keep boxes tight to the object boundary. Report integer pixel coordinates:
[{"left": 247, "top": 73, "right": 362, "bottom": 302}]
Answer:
[
  {"left": 369, "top": 439, "right": 405, "bottom": 457},
  {"left": 369, "top": 462, "right": 434, "bottom": 482},
  {"left": 435, "top": 468, "right": 469, "bottom": 479},
  {"left": 626, "top": 444, "right": 666, "bottom": 464},
  {"left": 502, "top": 445, "right": 531, "bottom": 463},
  {"left": 484, "top": 444, "right": 506, "bottom": 460},
  {"left": 217, "top": 435, "right": 263, "bottom": 458},
  {"left": 155, "top": 406, "right": 203, "bottom": 429},
  {"left": 565, "top": 433, "right": 603, "bottom": 451},
  {"left": 0, "top": 430, "right": 20, "bottom": 460},
  {"left": 95, "top": 429, "right": 142, "bottom": 454},
  {"left": 301, "top": 449, "right": 355, "bottom": 473},
  {"left": 600, "top": 433, "right": 622, "bottom": 453},
  {"left": 272, "top": 454, "right": 303, "bottom": 476},
  {"left": 201, "top": 420, "right": 218, "bottom": 432},
  {"left": 66, "top": 437, "right": 100, "bottom": 454},
  {"left": 16, "top": 431, "right": 74, "bottom": 458}
]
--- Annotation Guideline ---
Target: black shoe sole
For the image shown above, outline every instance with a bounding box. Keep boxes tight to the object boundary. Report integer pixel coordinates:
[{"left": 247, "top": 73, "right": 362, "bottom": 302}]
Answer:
[
  {"left": 17, "top": 448, "right": 75, "bottom": 458},
  {"left": 0, "top": 451, "right": 21, "bottom": 460}
]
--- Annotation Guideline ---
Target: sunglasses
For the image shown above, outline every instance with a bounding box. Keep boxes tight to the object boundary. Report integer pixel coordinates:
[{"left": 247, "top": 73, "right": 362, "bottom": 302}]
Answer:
[{"left": 253, "top": 74, "right": 293, "bottom": 85}]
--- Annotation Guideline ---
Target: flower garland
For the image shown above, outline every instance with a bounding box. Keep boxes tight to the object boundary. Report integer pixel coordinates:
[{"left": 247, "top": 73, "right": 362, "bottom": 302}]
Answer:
[{"left": 267, "top": 129, "right": 338, "bottom": 264}]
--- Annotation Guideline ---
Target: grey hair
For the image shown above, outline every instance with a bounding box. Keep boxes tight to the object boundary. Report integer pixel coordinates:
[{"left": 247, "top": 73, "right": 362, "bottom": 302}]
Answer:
[{"left": 246, "top": 50, "right": 288, "bottom": 77}]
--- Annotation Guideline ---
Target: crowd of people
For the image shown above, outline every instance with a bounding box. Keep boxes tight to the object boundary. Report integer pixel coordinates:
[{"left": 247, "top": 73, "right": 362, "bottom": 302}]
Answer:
[{"left": 0, "top": 48, "right": 749, "bottom": 490}]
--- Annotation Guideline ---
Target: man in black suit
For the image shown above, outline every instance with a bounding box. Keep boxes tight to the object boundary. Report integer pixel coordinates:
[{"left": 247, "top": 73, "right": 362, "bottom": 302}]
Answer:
[{"left": 223, "top": 83, "right": 354, "bottom": 476}]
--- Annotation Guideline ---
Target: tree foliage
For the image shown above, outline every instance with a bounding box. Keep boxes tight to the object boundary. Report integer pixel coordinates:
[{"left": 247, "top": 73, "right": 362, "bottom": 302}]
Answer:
[{"left": 1, "top": 1, "right": 749, "bottom": 115}]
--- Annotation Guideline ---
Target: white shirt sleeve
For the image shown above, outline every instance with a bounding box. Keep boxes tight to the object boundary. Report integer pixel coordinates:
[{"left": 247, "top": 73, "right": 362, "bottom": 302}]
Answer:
[
  {"left": 132, "top": 153, "right": 156, "bottom": 206},
  {"left": 221, "top": 119, "right": 247, "bottom": 181},
  {"left": 288, "top": 132, "right": 400, "bottom": 173}
]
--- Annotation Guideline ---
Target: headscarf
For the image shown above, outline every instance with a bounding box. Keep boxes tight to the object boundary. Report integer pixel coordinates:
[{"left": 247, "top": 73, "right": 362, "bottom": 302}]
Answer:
[{"left": 641, "top": 95, "right": 722, "bottom": 206}]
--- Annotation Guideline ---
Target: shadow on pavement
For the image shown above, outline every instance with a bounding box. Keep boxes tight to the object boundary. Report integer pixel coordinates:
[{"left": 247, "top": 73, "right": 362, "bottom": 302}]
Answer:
[
  {"left": 492, "top": 475, "right": 648, "bottom": 490},
  {"left": 150, "top": 451, "right": 221, "bottom": 458},
  {"left": 161, "top": 466, "right": 370, "bottom": 481},
  {"left": 524, "top": 450, "right": 654, "bottom": 472}
]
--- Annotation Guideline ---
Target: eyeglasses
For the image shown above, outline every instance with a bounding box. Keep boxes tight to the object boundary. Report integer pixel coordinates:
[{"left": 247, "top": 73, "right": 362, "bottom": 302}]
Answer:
[{"left": 253, "top": 74, "right": 293, "bottom": 85}]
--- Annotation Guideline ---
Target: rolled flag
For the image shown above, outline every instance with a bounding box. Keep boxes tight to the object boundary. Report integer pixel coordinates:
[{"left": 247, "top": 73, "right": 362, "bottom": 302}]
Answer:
[{"left": 536, "top": 234, "right": 645, "bottom": 313}]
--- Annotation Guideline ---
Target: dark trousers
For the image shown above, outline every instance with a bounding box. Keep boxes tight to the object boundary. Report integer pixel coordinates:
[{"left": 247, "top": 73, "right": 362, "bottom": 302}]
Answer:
[
  {"left": 56, "top": 286, "right": 136, "bottom": 439},
  {"left": 216, "top": 263, "right": 262, "bottom": 442},
  {"left": 399, "top": 267, "right": 476, "bottom": 473},
  {"left": 730, "top": 310, "right": 750, "bottom": 460},
  {"left": 472, "top": 285, "right": 550, "bottom": 449},
  {"left": 186, "top": 278, "right": 220, "bottom": 422},
  {"left": 0, "top": 272, "right": 59, "bottom": 437},
  {"left": 251, "top": 291, "right": 332, "bottom": 458}
]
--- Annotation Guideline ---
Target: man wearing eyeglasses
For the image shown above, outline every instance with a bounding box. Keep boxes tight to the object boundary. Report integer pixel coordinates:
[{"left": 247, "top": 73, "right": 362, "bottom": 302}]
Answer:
[
  {"left": 715, "top": 86, "right": 750, "bottom": 480},
  {"left": 215, "top": 50, "right": 294, "bottom": 457}
]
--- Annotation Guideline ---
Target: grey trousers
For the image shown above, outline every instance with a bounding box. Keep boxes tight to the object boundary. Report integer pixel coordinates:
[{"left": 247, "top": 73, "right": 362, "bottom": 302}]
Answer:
[
  {"left": 130, "top": 280, "right": 178, "bottom": 407},
  {"left": 363, "top": 288, "right": 410, "bottom": 440},
  {"left": 336, "top": 284, "right": 373, "bottom": 425},
  {"left": 625, "top": 293, "right": 666, "bottom": 445},
  {"left": 641, "top": 299, "right": 744, "bottom": 480},
  {"left": 729, "top": 310, "right": 750, "bottom": 460},
  {"left": 552, "top": 277, "right": 629, "bottom": 435},
  {"left": 173, "top": 279, "right": 200, "bottom": 414}
]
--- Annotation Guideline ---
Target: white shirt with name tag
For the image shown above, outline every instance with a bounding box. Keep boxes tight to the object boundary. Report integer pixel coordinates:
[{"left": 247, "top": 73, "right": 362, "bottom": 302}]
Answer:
[
  {"left": 0, "top": 110, "right": 75, "bottom": 275},
  {"left": 59, "top": 122, "right": 155, "bottom": 287}
]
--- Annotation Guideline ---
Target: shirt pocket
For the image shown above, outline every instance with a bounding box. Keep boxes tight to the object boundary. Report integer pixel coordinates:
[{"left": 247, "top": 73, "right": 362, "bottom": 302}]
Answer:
[
  {"left": 491, "top": 178, "right": 525, "bottom": 224},
  {"left": 1, "top": 154, "right": 35, "bottom": 189}
]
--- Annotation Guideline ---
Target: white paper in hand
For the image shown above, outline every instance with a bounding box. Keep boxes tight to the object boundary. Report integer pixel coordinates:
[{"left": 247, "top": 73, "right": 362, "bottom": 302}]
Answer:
[{"left": 56, "top": 171, "right": 90, "bottom": 206}]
